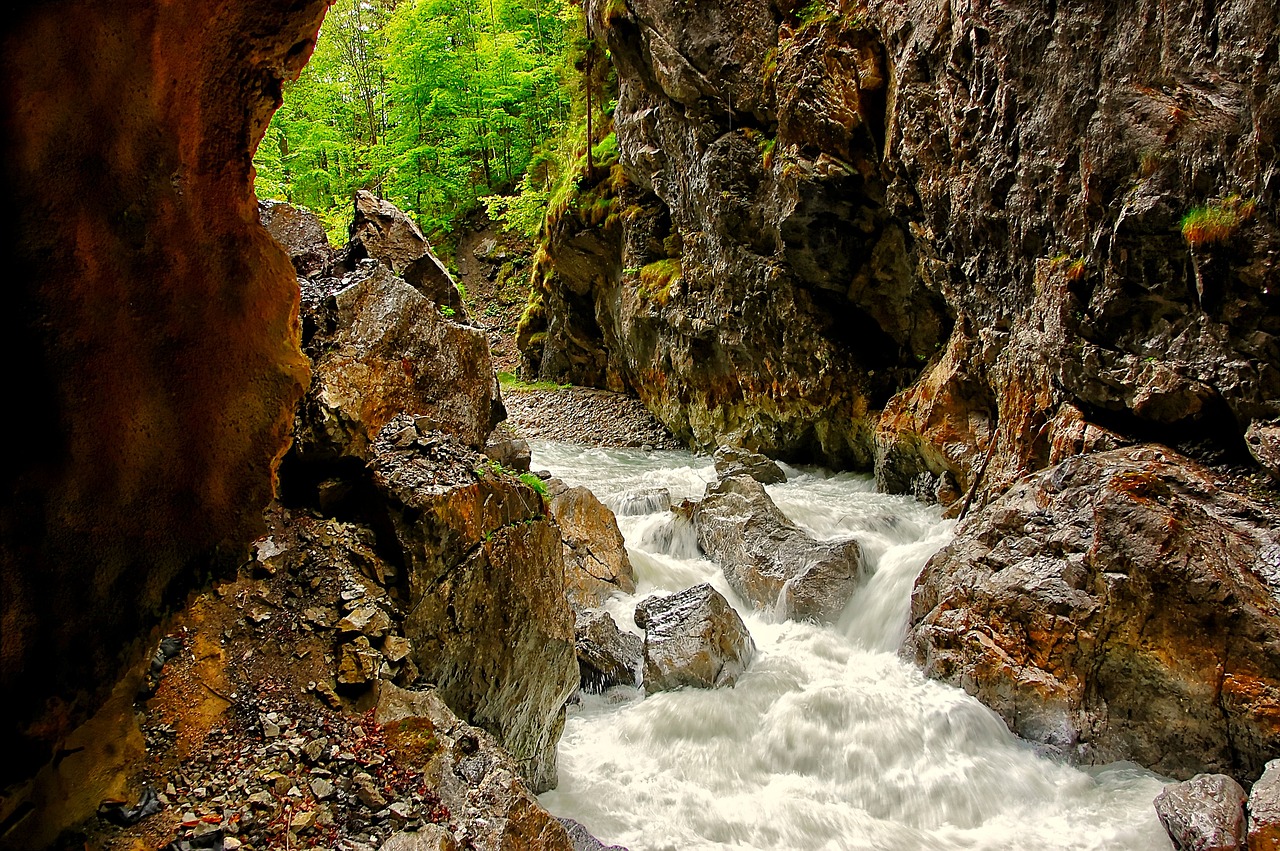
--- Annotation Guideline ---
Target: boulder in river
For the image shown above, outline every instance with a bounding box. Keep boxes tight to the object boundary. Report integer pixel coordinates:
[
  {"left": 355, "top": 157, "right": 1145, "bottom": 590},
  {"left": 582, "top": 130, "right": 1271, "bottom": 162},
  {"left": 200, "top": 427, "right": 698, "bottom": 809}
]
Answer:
[
  {"left": 1248, "top": 760, "right": 1280, "bottom": 850},
  {"left": 370, "top": 419, "right": 578, "bottom": 793},
  {"left": 558, "top": 818, "right": 629, "bottom": 851},
  {"left": 905, "top": 445, "right": 1280, "bottom": 780},
  {"left": 635, "top": 583, "right": 755, "bottom": 694},
  {"left": 575, "top": 610, "right": 642, "bottom": 692},
  {"left": 712, "top": 446, "right": 786, "bottom": 484},
  {"left": 548, "top": 480, "right": 637, "bottom": 610},
  {"left": 485, "top": 422, "right": 532, "bottom": 472},
  {"left": 1153, "top": 774, "right": 1247, "bottom": 851},
  {"left": 691, "top": 476, "right": 865, "bottom": 621}
]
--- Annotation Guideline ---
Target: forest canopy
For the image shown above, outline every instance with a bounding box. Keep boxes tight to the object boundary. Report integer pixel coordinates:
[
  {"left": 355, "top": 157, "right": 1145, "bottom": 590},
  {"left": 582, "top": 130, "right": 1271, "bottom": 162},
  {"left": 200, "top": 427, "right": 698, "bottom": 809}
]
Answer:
[{"left": 254, "top": 0, "right": 592, "bottom": 241}]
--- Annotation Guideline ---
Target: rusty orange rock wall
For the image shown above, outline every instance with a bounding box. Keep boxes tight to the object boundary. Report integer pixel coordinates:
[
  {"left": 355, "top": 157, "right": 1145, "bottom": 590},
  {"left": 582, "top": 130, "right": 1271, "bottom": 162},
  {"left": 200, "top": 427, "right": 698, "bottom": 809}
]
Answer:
[{"left": 0, "top": 0, "right": 326, "bottom": 790}]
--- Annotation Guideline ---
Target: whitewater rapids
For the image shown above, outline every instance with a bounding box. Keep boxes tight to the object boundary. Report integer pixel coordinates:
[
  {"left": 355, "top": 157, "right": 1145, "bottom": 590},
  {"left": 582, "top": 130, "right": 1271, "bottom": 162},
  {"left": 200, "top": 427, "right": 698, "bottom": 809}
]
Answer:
[{"left": 533, "top": 443, "right": 1171, "bottom": 851}]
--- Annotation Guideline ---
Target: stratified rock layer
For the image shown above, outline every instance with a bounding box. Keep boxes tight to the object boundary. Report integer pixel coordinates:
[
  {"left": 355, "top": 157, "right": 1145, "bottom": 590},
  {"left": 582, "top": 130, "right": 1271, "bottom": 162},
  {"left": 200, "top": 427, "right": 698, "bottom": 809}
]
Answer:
[
  {"left": 905, "top": 446, "right": 1280, "bottom": 780},
  {"left": 1, "top": 0, "right": 325, "bottom": 790},
  {"left": 369, "top": 420, "right": 578, "bottom": 793}
]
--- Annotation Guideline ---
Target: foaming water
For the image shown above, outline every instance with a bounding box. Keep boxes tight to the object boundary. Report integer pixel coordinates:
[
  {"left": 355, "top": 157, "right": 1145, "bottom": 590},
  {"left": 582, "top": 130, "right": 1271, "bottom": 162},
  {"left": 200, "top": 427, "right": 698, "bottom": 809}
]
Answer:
[{"left": 533, "top": 442, "right": 1172, "bottom": 851}]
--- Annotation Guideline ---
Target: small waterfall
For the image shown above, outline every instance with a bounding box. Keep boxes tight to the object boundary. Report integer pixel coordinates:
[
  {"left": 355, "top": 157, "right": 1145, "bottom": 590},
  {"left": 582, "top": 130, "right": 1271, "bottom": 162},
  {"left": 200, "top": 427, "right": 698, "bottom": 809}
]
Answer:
[{"left": 532, "top": 442, "right": 1172, "bottom": 851}]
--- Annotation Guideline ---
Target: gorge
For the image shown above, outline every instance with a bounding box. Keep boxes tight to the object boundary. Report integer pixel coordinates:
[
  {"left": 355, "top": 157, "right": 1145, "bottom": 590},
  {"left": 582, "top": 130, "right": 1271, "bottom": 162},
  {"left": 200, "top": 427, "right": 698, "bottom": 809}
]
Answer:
[{"left": 2, "top": 0, "right": 1279, "bottom": 849}]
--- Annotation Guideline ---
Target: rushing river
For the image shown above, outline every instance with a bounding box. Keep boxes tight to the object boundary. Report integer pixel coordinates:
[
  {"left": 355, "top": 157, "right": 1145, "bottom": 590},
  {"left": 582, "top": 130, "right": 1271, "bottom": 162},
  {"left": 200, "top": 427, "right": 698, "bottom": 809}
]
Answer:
[{"left": 532, "top": 442, "right": 1172, "bottom": 851}]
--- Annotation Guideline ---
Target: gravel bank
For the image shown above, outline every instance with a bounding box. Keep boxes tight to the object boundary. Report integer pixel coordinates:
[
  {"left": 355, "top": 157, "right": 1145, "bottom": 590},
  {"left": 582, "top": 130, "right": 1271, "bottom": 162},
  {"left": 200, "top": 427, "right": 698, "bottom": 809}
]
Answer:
[{"left": 503, "top": 387, "right": 683, "bottom": 450}]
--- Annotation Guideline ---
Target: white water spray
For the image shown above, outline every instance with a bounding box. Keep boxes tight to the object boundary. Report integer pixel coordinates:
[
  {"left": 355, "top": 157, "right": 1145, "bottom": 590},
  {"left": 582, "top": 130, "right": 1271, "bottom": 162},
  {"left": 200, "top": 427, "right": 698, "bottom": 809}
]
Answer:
[{"left": 534, "top": 443, "right": 1171, "bottom": 851}]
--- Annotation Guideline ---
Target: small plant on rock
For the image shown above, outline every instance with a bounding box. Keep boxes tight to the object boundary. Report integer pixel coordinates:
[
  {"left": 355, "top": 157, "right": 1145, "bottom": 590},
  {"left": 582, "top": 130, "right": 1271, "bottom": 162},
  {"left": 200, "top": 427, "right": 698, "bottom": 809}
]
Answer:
[{"left": 1182, "top": 195, "right": 1258, "bottom": 249}]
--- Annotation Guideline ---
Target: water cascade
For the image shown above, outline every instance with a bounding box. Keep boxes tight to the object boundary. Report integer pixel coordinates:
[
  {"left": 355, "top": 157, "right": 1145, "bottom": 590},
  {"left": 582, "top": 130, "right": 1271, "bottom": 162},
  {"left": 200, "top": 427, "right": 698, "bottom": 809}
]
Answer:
[{"left": 533, "top": 442, "right": 1172, "bottom": 851}]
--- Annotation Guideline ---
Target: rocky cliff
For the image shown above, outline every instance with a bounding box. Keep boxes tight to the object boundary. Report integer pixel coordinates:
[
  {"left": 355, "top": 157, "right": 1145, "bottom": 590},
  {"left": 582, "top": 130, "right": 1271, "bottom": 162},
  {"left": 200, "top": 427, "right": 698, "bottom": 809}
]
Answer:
[
  {"left": 531, "top": 0, "right": 1277, "bottom": 494},
  {"left": 524, "top": 0, "right": 1280, "bottom": 783},
  {"left": 1, "top": 0, "right": 326, "bottom": 799}
]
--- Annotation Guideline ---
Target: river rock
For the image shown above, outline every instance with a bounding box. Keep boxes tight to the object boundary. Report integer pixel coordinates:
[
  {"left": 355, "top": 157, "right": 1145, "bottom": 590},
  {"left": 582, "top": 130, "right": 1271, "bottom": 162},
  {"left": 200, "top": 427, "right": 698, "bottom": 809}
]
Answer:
[
  {"left": 691, "top": 476, "right": 865, "bottom": 621},
  {"left": 1154, "top": 774, "right": 1247, "bottom": 851},
  {"left": 259, "top": 199, "right": 334, "bottom": 278},
  {"left": 1249, "top": 760, "right": 1280, "bottom": 850},
  {"left": 558, "top": 818, "right": 629, "bottom": 851},
  {"left": 635, "top": 583, "right": 755, "bottom": 694},
  {"left": 380, "top": 826, "right": 458, "bottom": 851},
  {"left": 485, "top": 422, "right": 532, "bottom": 472},
  {"left": 712, "top": 447, "right": 786, "bottom": 485},
  {"left": 575, "top": 610, "right": 642, "bottom": 692},
  {"left": 294, "top": 260, "right": 501, "bottom": 460},
  {"left": 375, "top": 684, "right": 575, "bottom": 851},
  {"left": 370, "top": 421, "right": 578, "bottom": 792},
  {"left": 905, "top": 446, "right": 1280, "bottom": 780},
  {"left": 548, "top": 482, "right": 637, "bottom": 610}
]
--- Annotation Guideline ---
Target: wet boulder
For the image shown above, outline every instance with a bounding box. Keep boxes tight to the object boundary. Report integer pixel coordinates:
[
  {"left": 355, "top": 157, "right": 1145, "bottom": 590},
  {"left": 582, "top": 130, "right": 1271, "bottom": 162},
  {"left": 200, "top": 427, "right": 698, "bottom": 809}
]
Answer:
[
  {"left": 375, "top": 684, "right": 576, "bottom": 851},
  {"left": 548, "top": 481, "right": 637, "bottom": 610},
  {"left": 575, "top": 610, "right": 642, "bottom": 692},
  {"left": 1154, "top": 774, "right": 1247, "bottom": 851},
  {"left": 712, "top": 446, "right": 786, "bottom": 485},
  {"left": 1249, "top": 760, "right": 1280, "bottom": 850},
  {"left": 905, "top": 446, "right": 1280, "bottom": 780},
  {"left": 635, "top": 583, "right": 756, "bottom": 694},
  {"left": 294, "top": 260, "right": 501, "bottom": 461},
  {"left": 558, "top": 818, "right": 629, "bottom": 851},
  {"left": 485, "top": 422, "right": 532, "bottom": 472},
  {"left": 691, "top": 476, "right": 865, "bottom": 621},
  {"left": 370, "top": 420, "right": 578, "bottom": 793}
]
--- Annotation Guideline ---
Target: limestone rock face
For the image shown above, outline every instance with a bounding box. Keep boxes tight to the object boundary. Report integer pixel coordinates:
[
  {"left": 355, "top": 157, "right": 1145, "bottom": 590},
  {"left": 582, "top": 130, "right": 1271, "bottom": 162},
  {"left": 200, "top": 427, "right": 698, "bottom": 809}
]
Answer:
[
  {"left": 574, "top": 610, "right": 642, "bottom": 692},
  {"left": 295, "top": 260, "right": 501, "bottom": 460},
  {"left": 905, "top": 446, "right": 1280, "bottom": 780},
  {"left": 530, "top": 0, "right": 1280, "bottom": 488},
  {"left": 0, "top": 0, "right": 324, "bottom": 787},
  {"left": 375, "top": 684, "right": 575, "bottom": 851},
  {"left": 548, "top": 481, "right": 637, "bottom": 610},
  {"left": 369, "top": 421, "right": 578, "bottom": 793},
  {"left": 691, "top": 476, "right": 865, "bottom": 621},
  {"left": 1248, "top": 760, "right": 1280, "bottom": 850},
  {"left": 635, "top": 583, "right": 756, "bottom": 694},
  {"left": 712, "top": 446, "right": 786, "bottom": 485},
  {"left": 1154, "top": 774, "right": 1247, "bottom": 851}
]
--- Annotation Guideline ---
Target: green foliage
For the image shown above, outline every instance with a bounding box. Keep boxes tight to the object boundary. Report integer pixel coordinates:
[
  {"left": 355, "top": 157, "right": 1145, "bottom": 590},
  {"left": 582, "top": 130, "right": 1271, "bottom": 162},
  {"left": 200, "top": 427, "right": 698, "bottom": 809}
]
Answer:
[
  {"left": 1182, "top": 195, "right": 1258, "bottom": 248},
  {"left": 255, "top": 0, "right": 584, "bottom": 239},
  {"left": 798, "top": 0, "right": 837, "bottom": 26},
  {"left": 518, "top": 472, "right": 549, "bottom": 496},
  {"left": 496, "top": 371, "right": 568, "bottom": 391}
]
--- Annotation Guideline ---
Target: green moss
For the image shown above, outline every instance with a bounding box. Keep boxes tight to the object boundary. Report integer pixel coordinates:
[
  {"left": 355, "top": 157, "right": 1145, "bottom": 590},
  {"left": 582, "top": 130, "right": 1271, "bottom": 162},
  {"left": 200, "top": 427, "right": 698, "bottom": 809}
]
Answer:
[
  {"left": 636, "top": 258, "right": 683, "bottom": 305},
  {"left": 602, "top": 0, "right": 628, "bottom": 22},
  {"left": 1182, "top": 195, "right": 1257, "bottom": 248}
]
